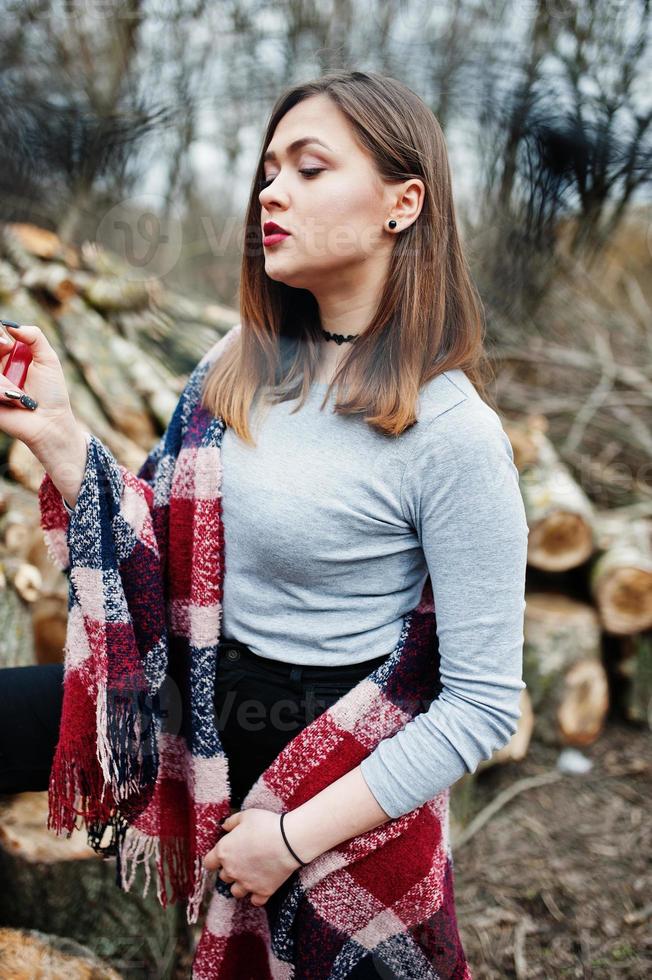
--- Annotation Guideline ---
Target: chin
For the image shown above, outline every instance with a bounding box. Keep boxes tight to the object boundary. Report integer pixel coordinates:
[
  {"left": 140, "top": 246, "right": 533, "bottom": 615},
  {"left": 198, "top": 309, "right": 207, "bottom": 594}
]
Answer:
[{"left": 264, "top": 264, "right": 308, "bottom": 289}]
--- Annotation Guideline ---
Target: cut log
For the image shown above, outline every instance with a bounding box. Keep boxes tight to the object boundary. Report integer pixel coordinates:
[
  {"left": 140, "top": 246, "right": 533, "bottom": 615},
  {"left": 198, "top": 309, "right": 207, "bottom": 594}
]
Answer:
[
  {"left": 75, "top": 269, "right": 156, "bottom": 312},
  {"left": 591, "top": 513, "right": 652, "bottom": 634},
  {"left": 515, "top": 422, "right": 595, "bottom": 571},
  {"left": 0, "top": 927, "right": 122, "bottom": 980},
  {"left": 0, "top": 258, "right": 21, "bottom": 296},
  {"left": 11, "top": 563, "right": 42, "bottom": 604},
  {"left": 25, "top": 530, "right": 69, "bottom": 603},
  {"left": 0, "top": 225, "right": 59, "bottom": 275},
  {"left": 0, "top": 289, "right": 63, "bottom": 352},
  {"left": 0, "top": 792, "right": 179, "bottom": 978},
  {"left": 101, "top": 329, "right": 179, "bottom": 428},
  {"left": 56, "top": 295, "right": 158, "bottom": 446},
  {"left": 21, "top": 261, "right": 78, "bottom": 305},
  {"left": 0, "top": 578, "right": 35, "bottom": 667},
  {"left": 31, "top": 595, "right": 68, "bottom": 665},
  {"left": 523, "top": 592, "right": 609, "bottom": 745},
  {"left": 480, "top": 687, "right": 534, "bottom": 768},
  {"left": 2, "top": 222, "right": 80, "bottom": 267},
  {"left": 113, "top": 305, "right": 230, "bottom": 377},
  {"left": 3, "top": 522, "right": 30, "bottom": 555},
  {"left": 504, "top": 416, "right": 545, "bottom": 472}
]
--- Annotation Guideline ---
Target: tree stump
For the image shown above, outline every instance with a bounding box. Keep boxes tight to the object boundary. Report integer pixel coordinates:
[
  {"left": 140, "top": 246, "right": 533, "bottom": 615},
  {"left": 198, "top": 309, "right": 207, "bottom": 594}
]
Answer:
[
  {"left": 0, "top": 792, "right": 180, "bottom": 978},
  {"left": 591, "top": 514, "right": 652, "bottom": 634},
  {"left": 523, "top": 592, "right": 609, "bottom": 745},
  {"left": 516, "top": 422, "right": 595, "bottom": 571},
  {"left": 0, "top": 927, "right": 122, "bottom": 979}
]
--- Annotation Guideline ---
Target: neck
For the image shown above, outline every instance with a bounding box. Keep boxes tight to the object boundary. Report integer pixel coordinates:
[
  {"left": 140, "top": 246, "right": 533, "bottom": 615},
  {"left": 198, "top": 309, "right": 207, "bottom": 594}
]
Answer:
[
  {"left": 313, "top": 271, "right": 384, "bottom": 340},
  {"left": 311, "top": 263, "right": 392, "bottom": 381},
  {"left": 313, "top": 341, "right": 356, "bottom": 385}
]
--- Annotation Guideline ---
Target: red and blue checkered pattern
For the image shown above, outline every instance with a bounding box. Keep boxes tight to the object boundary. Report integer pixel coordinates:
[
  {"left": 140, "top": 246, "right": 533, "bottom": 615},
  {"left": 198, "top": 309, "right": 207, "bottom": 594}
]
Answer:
[{"left": 38, "top": 324, "right": 473, "bottom": 978}]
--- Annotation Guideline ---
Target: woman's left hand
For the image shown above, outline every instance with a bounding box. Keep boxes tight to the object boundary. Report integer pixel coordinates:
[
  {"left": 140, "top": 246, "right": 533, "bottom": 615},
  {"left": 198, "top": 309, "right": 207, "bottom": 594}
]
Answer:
[{"left": 202, "top": 808, "right": 304, "bottom": 906}]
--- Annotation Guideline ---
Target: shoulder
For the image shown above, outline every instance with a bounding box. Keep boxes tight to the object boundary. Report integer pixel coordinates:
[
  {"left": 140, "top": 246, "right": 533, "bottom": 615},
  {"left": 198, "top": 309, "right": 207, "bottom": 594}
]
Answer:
[
  {"left": 416, "top": 367, "right": 472, "bottom": 423},
  {"left": 198, "top": 321, "right": 242, "bottom": 369},
  {"left": 170, "top": 322, "right": 242, "bottom": 424},
  {"left": 402, "top": 371, "right": 524, "bottom": 527},
  {"left": 415, "top": 368, "right": 512, "bottom": 462}
]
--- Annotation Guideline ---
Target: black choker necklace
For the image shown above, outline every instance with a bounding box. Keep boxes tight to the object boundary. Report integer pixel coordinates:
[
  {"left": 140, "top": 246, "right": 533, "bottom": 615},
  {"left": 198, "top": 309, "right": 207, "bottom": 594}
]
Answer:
[{"left": 319, "top": 327, "right": 359, "bottom": 345}]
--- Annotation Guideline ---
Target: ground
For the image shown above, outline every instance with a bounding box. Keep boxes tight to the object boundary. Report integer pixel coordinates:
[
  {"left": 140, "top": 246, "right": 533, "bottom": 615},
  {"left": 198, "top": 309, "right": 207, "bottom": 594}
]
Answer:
[{"left": 454, "top": 720, "right": 651, "bottom": 979}]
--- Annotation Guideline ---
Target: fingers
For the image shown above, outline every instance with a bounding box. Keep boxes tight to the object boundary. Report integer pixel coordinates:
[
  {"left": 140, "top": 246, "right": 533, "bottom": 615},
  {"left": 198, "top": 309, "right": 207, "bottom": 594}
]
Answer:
[
  {"left": 249, "top": 894, "right": 268, "bottom": 907},
  {"left": 0, "top": 373, "right": 38, "bottom": 410},
  {"left": 0, "top": 389, "right": 38, "bottom": 410},
  {"left": 1, "top": 320, "right": 36, "bottom": 344},
  {"left": 0, "top": 320, "right": 52, "bottom": 362},
  {"left": 0, "top": 329, "right": 32, "bottom": 407},
  {"left": 212, "top": 865, "right": 267, "bottom": 904},
  {"left": 229, "top": 883, "right": 249, "bottom": 899},
  {"left": 213, "top": 866, "right": 250, "bottom": 900},
  {"left": 202, "top": 850, "right": 221, "bottom": 871},
  {"left": 0, "top": 332, "right": 17, "bottom": 366}
]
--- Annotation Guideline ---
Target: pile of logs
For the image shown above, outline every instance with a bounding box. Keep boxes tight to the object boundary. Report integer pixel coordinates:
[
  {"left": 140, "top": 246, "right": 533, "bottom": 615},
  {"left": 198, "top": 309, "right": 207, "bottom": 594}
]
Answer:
[
  {"left": 0, "top": 221, "right": 237, "bottom": 668},
  {"left": 0, "top": 221, "right": 235, "bottom": 973},
  {"left": 505, "top": 415, "right": 652, "bottom": 749},
  {"left": 0, "top": 220, "right": 650, "bottom": 970}
]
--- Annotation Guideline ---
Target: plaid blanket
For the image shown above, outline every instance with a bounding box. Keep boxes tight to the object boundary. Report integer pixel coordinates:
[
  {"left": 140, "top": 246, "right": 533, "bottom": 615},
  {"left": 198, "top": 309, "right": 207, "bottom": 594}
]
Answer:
[{"left": 38, "top": 323, "right": 473, "bottom": 978}]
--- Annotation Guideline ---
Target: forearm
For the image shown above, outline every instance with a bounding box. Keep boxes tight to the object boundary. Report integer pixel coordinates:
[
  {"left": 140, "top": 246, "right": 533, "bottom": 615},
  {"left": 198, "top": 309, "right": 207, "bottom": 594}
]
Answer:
[
  {"left": 281, "top": 765, "right": 391, "bottom": 863},
  {"left": 31, "top": 418, "right": 90, "bottom": 511}
]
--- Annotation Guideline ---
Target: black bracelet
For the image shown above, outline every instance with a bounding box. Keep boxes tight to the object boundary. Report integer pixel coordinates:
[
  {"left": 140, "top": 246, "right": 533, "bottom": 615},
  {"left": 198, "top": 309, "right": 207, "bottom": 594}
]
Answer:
[{"left": 279, "top": 812, "right": 308, "bottom": 867}]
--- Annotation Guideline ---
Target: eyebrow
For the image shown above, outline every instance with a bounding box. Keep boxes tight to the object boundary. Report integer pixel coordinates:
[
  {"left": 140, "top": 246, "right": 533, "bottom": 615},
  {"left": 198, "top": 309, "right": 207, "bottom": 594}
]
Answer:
[{"left": 263, "top": 137, "right": 333, "bottom": 162}]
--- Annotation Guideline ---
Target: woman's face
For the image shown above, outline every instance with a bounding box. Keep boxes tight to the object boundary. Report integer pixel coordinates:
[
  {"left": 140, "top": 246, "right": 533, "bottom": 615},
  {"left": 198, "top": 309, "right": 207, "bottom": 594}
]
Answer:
[{"left": 258, "top": 94, "right": 402, "bottom": 292}]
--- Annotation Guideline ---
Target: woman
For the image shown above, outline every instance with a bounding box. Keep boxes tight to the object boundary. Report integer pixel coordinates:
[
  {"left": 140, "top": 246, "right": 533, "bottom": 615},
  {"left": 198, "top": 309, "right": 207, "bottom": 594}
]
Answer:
[{"left": 0, "top": 70, "right": 528, "bottom": 978}]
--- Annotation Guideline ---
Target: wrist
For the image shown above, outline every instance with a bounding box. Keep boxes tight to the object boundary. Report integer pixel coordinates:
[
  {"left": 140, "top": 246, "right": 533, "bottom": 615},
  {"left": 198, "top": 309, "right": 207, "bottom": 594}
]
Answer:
[
  {"left": 278, "top": 812, "right": 309, "bottom": 869},
  {"left": 32, "top": 418, "right": 90, "bottom": 508},
  {"left": 277, "top": 767, "right": 392, "bottom": 866},
  {"left": 31, "top": 413, "right": 83, "bottom": 461},
  {"left": 280, "top": 806, "right": 326, "bottom": 865},
  {"left": 275, "top": 819, "right": 302, "bottom": 872}
]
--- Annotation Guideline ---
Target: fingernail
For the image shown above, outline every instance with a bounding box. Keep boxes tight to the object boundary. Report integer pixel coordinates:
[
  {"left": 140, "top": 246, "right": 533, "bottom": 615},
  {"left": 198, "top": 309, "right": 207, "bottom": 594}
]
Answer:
[
  {"left": 0, "top": 320, "right": 21, "bottom": 329},
  {"left": 4, "top": 390, "right": 38, "bottom": 410},
  {"left": 0, "top": 335, "right": 11, "bottom": 345}
]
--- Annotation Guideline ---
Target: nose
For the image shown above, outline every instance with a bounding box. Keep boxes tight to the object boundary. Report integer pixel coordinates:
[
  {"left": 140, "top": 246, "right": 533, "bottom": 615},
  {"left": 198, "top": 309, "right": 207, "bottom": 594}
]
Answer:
[{"left": 259, "top": 178, "right": 290, "bottom": 212}]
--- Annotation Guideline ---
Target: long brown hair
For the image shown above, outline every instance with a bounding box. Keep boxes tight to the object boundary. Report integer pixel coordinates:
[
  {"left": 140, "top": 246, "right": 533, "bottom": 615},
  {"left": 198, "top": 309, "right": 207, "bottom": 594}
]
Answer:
[{"left": 201, "top": 69, "right": 494, "bottom": 446}]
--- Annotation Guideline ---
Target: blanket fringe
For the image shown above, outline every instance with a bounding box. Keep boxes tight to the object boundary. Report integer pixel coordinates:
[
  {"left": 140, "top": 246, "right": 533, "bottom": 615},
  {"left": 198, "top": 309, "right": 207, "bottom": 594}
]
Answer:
[
  {"left": 187, "top": 856, "right": 212, "bottom": 925},
  {"left": 116, "top": 824, "right": 211, "bottom": 925},
  {"left": 48, "top": 725, "right": 205, "bottom": 922},
  {"left": 96, "top": 680, "right": 159, "bottom": 804},
  {"left": 47, "top": 728, "right": 115, "bottom": 838}
]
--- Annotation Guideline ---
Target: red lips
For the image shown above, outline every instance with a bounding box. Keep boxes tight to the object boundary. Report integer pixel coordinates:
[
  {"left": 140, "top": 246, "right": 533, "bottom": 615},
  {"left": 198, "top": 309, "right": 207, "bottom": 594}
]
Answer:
[{"left": 263, "top": 221, "right": 290, "bottom": 235}]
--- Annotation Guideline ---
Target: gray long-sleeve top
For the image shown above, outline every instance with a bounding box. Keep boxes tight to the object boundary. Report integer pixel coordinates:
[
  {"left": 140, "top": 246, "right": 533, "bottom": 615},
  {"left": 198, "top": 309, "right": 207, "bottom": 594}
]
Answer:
[{"left": 63, "top": 365, "right": 529, "bottom": 820}]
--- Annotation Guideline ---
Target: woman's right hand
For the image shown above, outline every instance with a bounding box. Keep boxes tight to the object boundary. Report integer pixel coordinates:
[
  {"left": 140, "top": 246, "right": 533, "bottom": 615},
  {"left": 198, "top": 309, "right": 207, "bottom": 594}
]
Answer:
[{"left": 0, "top": 321, "right": 78, "bottom": 454}]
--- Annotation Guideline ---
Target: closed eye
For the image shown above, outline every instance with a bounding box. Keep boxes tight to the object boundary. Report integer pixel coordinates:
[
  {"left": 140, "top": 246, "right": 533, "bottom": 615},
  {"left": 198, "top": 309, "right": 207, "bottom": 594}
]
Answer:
[{"left": 259, "top": 168, "right": 325, "bottom": 189}]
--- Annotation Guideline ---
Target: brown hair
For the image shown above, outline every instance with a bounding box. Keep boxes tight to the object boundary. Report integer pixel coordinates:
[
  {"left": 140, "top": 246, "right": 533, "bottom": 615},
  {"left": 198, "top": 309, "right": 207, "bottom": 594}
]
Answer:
[{"left": 201, "top": 69, "right": 494, "bottom": 446}]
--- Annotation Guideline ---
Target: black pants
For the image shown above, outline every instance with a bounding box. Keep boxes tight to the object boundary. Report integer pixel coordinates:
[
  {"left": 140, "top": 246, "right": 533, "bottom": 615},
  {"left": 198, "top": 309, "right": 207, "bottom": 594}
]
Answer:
[
  {"left": 215, "top": 639, "right": 390, "bottom": 930},
  {"left": 0, "top": 643, "right": 390, "bottom": 932}
]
